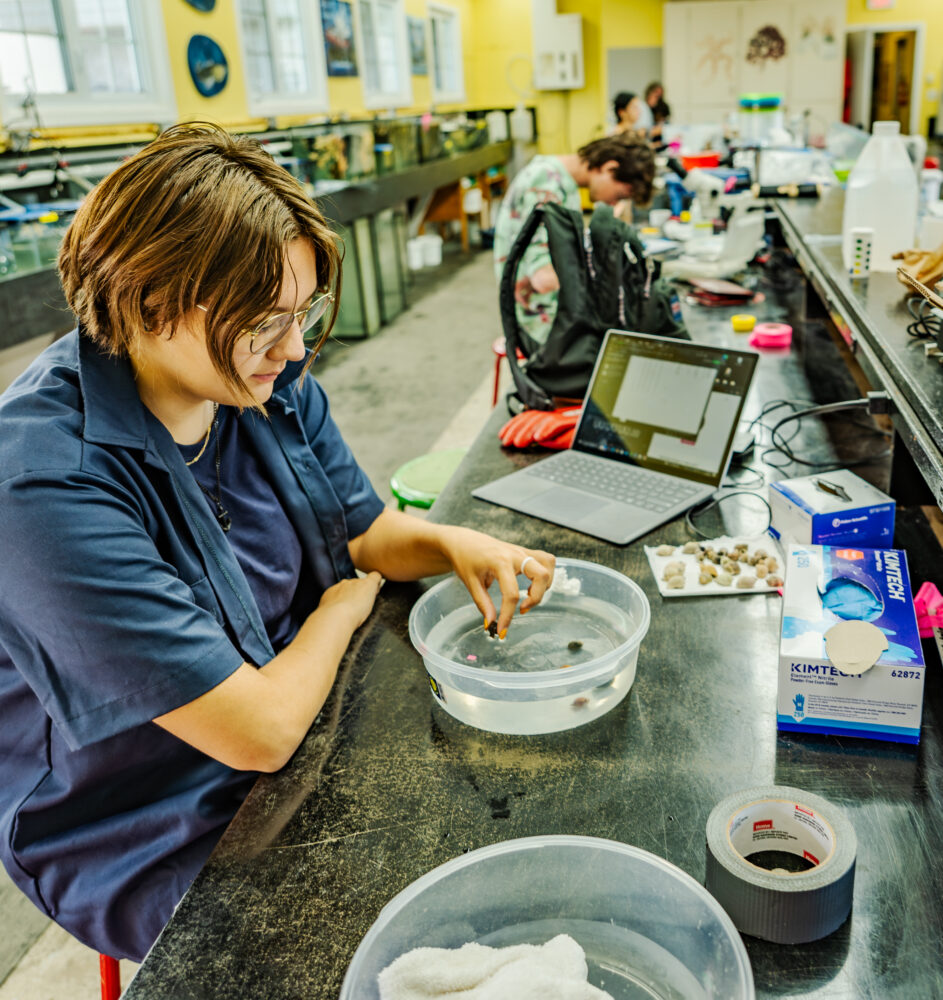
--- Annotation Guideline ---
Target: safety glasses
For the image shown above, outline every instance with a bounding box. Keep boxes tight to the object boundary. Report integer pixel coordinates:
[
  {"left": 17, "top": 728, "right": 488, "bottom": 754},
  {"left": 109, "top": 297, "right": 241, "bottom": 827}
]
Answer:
[{"left": 198, "top": 291, "right": 333, "bottom": 355}]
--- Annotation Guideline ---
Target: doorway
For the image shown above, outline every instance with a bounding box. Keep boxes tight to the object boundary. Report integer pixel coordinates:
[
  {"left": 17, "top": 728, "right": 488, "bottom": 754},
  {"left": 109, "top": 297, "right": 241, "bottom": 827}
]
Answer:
[{"left": 845, "top": 24, "right": 924, "bottom": 135}]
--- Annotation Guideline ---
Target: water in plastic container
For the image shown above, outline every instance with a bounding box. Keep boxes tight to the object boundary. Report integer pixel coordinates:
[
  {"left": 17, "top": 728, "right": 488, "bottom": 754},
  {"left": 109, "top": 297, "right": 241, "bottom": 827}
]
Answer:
[
  {"left": 409, "top": 559, "right": 651, "bottom": 735},
  {"left": 340, "top": 836, "right": 755, "bottom": 1000},
  {"left": 842, "top": 121, "right": 918, "bottom": 272},
  {"left": 428, "top": 595, "right": 627, "bottom": 674}
]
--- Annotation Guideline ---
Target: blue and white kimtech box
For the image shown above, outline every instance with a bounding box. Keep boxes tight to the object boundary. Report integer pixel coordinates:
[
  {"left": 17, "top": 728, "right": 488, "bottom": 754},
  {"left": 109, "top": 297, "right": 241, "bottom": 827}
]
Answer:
[
  {"left": 777, "top": 544, "right": 925, "bottom": 744},
  {"left": 768, "top": 470, "right": 894, "bottom": 549}
]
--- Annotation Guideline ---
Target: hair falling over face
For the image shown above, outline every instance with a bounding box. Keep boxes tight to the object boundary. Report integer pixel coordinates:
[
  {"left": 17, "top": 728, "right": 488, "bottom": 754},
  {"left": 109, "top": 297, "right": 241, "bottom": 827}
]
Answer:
[{"left": 57, "top": 122, "right": 343, "bottom": 407}]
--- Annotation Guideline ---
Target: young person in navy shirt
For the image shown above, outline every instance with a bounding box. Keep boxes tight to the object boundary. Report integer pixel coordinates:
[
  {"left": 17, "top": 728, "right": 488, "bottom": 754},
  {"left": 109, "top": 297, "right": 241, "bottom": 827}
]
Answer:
[{"left": 0, "top": 123, "right": 554, "bottom": 962}]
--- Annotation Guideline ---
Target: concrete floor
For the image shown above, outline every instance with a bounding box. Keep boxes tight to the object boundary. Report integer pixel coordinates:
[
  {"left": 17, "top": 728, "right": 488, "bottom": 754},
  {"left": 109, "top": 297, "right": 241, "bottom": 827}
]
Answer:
[{"left": 0, "top": 245, "right": 508, "bottom": 998}]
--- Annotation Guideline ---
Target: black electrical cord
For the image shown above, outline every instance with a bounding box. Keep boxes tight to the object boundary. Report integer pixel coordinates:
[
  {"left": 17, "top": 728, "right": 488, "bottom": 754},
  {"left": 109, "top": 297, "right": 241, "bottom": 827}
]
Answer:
[
  {"left": 723, "top": 464, "right": 766, "bottom": 490},
  {"left": 905, "top": 295, "right": 943, "bottom": 339},
  {"left": 766, "top": 399, "right": 892, "bottom": 469},
  {"left": 684, "top": 489, "right": 772, "bottom": 539},
  {"left": 686, "top": 396, "right": 893, "bottom": 536}
]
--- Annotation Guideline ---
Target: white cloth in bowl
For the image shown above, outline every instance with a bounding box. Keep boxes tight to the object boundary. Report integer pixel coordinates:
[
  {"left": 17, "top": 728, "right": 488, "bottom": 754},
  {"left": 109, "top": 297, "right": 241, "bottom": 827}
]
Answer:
[{"left": 377, "top": 933, "right": 613, "bottom": 1000}]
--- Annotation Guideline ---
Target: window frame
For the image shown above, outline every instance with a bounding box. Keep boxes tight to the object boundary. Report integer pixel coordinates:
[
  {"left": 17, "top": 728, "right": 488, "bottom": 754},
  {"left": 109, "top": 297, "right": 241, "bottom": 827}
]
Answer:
[
  {"left": 427, "top": 1, "right": 464, "bottom": 104},
  {"left": 235, "top": 0, "right": 329, "bottom": 118},
  {"left": 0, "top": 0, "right": 177, "bottom": 128},
  {"left": 356, "top": 0, "right": 412, "bottom": 111}
]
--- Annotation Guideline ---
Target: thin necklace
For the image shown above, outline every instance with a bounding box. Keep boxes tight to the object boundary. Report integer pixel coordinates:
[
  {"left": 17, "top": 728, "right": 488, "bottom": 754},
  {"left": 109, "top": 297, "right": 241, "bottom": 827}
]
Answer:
[
  {"left": 184, "top": 403, "right": 216, "bottom": 467},
  {"left": 194, "top": 406, "right": 231, "bottom": 532}
]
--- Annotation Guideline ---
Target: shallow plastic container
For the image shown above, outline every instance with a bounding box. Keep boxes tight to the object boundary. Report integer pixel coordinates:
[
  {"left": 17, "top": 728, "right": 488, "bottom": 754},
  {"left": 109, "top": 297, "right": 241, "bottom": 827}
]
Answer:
[
  {"left": 408, "top": 558, "right": 650, "bottom": 734},
  {"left": 340, "top": 835, "right": 755, "bottom": 1000},
  {"left": 842, "top": 121, "right": 918, "bottom": 272}
]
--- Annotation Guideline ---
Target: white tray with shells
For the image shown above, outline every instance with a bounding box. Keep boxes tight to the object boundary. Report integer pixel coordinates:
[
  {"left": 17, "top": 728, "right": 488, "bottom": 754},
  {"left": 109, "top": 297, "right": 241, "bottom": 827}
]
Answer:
[{"left": 644, "top": 535, "right": 785, "bottom": 598}]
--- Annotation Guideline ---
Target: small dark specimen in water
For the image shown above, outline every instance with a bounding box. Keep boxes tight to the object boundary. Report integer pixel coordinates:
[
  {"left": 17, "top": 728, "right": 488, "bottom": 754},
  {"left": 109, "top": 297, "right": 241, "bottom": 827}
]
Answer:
[
  {"left": 567, "top": 640, "right": 583, "bottom": 651},
  {"left": 490, "top": 796, "right": 511, "bottom": 820},
  {"left": 487, "top": 620, "right": 499, "bottom": 638}
]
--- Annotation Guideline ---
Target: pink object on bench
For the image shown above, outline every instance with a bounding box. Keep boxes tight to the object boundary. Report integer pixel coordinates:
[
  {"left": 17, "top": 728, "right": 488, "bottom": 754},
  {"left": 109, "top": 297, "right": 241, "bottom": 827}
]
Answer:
[
  {"left": 749, "top": 322, "right": 793, "bottom": 349},
  {"left": 913, "top": 581, "right": 943, "bottom": 639}
]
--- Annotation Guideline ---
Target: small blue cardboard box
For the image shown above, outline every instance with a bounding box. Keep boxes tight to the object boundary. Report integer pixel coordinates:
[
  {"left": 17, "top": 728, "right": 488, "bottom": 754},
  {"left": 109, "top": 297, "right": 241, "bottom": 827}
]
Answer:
[
  {"left": 777, "top": 544, "right": 925, "bottom": 744},
  {"left": 768, "top": 469, "right": 894, "bottom": 549}
]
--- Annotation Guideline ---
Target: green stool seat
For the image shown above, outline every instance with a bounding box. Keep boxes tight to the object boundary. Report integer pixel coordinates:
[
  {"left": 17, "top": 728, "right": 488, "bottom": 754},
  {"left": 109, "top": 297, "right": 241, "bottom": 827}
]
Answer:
[{"left": 390, "top": 447, "right": 467, "bottom": 510}]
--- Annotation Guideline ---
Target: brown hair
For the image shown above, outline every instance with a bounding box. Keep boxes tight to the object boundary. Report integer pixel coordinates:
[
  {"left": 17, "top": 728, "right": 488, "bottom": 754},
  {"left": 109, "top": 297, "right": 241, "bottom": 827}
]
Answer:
[
  {"left": 577, "top": 134, "right": 655, "bottom": 205},
  {"left": 58, "top": 121, "right": 341, "bottom": 407}
]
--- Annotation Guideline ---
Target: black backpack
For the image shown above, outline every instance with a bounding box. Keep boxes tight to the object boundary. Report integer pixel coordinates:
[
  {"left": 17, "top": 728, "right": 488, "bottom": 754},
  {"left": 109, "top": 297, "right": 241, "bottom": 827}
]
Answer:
[{"left": 499, "top": 201, "right": 688, "bottom": 410}]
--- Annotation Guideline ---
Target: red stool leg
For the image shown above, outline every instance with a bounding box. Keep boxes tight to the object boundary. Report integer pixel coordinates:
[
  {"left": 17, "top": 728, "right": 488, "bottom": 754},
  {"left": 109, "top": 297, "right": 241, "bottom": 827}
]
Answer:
[{"left": 100, "top": 954, "right": 121, "bottom": 1000}]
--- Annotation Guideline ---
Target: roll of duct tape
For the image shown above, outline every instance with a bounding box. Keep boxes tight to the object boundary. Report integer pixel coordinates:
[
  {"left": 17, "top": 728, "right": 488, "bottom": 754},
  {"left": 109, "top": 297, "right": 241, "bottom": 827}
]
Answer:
[
  {"left": 731, "top": 313, "right": 756, "bottom": 333},
  {"left": 705, "top": 786, "right": 856, "bottom": 944},
  {"left": 749, "top": 322, "right": 792, "bottom": 348}
]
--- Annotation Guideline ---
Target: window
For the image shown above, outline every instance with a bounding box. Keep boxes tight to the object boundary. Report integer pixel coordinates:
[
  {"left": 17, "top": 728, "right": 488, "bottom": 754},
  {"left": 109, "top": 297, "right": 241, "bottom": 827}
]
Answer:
[
  {"left": 358, "top": 0, "right": 411, "bottom": 109},
  {"left": 237, "top": 0, "right": 327, "bottom": 116},
  {"left": 0, "top": 0, "right": 175, "bottom": 127},
  {"left": 428, "top": 2, "right": 463, "bottom": 103}
]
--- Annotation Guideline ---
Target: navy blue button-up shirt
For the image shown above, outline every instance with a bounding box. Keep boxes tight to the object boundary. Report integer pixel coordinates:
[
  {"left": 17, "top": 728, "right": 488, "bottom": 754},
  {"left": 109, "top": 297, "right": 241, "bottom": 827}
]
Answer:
[{"left": 0, "top": 329, "right": 384, "bottom": 960}]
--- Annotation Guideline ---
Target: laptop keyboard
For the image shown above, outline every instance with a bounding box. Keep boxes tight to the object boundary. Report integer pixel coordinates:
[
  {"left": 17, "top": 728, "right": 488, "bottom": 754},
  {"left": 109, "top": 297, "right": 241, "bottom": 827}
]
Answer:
[{"left": 529, "top": 451, "right": 703, "bottom": 513}]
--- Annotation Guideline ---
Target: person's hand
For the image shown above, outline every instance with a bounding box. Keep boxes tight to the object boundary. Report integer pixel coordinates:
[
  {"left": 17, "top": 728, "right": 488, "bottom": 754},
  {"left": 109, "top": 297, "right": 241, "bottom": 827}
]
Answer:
[
  {"left": 514, "top": 264, "right": 559, "bottom": 307},
  {"left": 440, "top": 527, "right": 555, "bottom": 636},
  {"left": 316, "top": 572, "right": 384, "bottom": 632}
]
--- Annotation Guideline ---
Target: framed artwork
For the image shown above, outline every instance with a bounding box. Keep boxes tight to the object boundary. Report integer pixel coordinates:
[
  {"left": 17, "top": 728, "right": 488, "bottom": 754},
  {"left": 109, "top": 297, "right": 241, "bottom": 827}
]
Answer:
[
  {"left": 407, "top": 16, "right": 427, "bottom": 76},
  {"left": 321, "top": 0, "right": 357, "bottom": 77},
  {"left": 187, "top": 34, "right": 228, "bottom": 97}
]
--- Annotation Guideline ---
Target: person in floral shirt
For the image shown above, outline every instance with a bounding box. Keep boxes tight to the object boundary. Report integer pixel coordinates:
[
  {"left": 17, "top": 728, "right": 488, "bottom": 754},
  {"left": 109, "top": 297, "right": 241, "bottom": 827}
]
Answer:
[{"left": 493, "top": 135, "right": 654, "bottom": 347}]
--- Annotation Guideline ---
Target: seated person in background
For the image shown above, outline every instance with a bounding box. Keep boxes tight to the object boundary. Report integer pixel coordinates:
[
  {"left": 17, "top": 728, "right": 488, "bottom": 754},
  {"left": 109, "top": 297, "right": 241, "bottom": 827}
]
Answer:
[
  {"left": 637, "top": 82, "right": 670, "bottom": 137},
  {"left": 611, "top": 91, "right": 645, "bottom": 136},
  {"left": 0, "top": 122, "right": 555, "bottom": 963},
  {"left": 493, "top": 135, "right": 655, "bottom": 347}
]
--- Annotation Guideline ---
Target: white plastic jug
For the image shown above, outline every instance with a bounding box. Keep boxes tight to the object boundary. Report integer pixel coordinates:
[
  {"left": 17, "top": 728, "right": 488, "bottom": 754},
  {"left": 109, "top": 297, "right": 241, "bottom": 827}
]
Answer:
[{"left": 842, "top": 121, "right": 918, "bottom": 272}]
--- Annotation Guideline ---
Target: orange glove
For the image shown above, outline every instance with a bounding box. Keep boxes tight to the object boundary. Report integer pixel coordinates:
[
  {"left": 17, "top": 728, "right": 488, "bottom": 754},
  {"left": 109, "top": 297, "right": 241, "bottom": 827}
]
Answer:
[{"left": 498, "top": 407, "right": 581, "bottom": 449}]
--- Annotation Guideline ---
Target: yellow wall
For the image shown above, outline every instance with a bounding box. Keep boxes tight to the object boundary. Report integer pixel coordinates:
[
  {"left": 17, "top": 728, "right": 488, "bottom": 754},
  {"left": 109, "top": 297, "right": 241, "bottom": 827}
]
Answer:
[
  {"left": 165, "top": 0, "right": 478, "bottom": 129},
  {"left": 12, "top": 0, "right": 939, "bottom": 151},
  {"left": 1, "top": 0, "right": 667, "bottom": 150},
  {"left": 466, "top": 0, "right": 665, "bottom": 155},
  {"left": 846, "top": 0, "right": 942, "bottom": 137},
  {"left": 163, "top": 0, "right": 254, "bottom": 128}
]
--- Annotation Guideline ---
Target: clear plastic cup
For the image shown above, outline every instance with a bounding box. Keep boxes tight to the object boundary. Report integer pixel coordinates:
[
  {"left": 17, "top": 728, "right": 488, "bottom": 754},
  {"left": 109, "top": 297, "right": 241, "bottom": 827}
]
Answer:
[{"left": 341, "top": 835, "right": 754, "bottom": 1000}]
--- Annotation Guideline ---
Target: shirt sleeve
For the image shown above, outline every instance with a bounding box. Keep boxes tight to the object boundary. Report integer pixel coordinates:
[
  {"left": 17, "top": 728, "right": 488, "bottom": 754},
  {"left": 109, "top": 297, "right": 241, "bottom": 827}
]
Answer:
[
  {"left": 0, "top": 470, "right": 246, "bottom": 751},
  {"left": 293, "top": 376, "right": 385, "bottom": 540},
  {"left": 495, "top": 160, "right": 577, "bottom": 287}
]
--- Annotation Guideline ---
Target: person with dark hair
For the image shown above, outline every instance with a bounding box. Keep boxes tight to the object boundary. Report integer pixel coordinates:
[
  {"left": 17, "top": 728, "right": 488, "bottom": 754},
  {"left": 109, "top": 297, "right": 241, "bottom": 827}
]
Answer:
[
  {"left": 0, "top": 122, "right": 555, "bottom": 962},
  {"left": 493, "top": 134, "right": 655, "bottom": 345},
  {"left": 612, "top": 91, "right": 644, "bottom": 134},
  {"left": 638, "top": 82, "right": 670, "bottom": 134}
]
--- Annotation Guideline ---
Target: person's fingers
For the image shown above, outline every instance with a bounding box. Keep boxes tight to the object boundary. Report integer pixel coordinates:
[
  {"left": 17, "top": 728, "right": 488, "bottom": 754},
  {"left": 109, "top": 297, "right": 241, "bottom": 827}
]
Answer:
[
  {"left": 520, "top": 551, "right": 556, "bottom": 612},
  {"left": 494, "top": 562, "right": 522, "bottom": 636},
  {"left": 464, "top": 574, "right": 497, "bottom": 632}
]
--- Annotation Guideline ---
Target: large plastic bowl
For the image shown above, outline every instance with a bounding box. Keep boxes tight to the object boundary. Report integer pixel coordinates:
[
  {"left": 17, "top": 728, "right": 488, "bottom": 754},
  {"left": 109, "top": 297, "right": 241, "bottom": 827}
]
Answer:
[
  {"left": 340, "top": 836, "right": 755, "bottom": 1000},
  {"left": 408, "top": 558, "right": 651, "bottom": 734}
]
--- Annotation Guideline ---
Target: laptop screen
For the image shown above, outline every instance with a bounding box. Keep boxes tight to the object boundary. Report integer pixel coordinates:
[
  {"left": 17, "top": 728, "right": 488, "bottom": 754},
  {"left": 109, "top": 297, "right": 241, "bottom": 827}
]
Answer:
[{"left": 574, "top": 330, "right": 758, "bottom": 487}]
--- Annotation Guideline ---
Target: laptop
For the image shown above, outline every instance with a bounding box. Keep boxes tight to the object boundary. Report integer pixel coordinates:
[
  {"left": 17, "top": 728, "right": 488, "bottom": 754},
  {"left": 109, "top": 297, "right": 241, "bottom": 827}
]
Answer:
[{"left": 473, "top": 330, "right": 758, "bottom": 544}]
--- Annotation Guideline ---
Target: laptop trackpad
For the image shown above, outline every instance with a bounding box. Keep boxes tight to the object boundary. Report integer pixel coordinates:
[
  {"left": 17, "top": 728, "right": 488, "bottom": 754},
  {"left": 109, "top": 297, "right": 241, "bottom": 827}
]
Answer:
[{"left": 526, "top": 487, "right": 606, "bottom": 522}]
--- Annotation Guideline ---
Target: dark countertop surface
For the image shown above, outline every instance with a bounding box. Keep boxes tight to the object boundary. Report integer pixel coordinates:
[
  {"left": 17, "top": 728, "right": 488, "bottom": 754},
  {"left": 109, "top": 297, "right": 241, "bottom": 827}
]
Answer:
[
  {"left": 773, "top": 190, "right": 943, "bottom": 505},
  {"left": 123, "top": 262, "right": 943, "bottom": 999}
]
